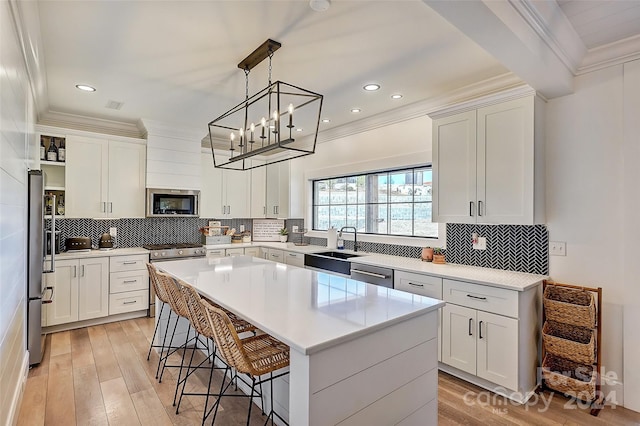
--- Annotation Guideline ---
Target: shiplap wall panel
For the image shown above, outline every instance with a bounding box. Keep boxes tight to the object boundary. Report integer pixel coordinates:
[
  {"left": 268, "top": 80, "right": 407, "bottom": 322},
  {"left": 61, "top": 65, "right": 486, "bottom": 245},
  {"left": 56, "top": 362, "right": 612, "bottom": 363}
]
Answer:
[
  {"left": 0, "top": 1, "right": 36, "bottom": 424},
  {"left": 145, "top": 134, "right": 201, "bottom": 190}
]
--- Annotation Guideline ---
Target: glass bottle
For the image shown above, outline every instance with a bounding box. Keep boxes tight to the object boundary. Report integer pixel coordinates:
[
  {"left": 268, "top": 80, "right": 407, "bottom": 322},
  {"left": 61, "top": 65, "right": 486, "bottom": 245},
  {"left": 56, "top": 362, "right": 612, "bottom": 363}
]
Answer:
[
  {"left": 57, "top": 196, "right": 65, "bottom": 215},
  {"left": 46, "top": 138, "right": 58, "bottom": 162},
  {"left": 58, "top": 139, "right": 66, "bottom": 162},
  {"left": 40, "top": 137, "right": 46, "bottom": 160}
]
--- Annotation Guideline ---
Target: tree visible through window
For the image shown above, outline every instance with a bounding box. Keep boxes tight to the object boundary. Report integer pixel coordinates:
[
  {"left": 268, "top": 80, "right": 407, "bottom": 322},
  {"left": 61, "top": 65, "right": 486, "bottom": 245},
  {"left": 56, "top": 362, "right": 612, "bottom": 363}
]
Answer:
[{"left": 312, "top": 166, "right": 438, "bottom": 238}]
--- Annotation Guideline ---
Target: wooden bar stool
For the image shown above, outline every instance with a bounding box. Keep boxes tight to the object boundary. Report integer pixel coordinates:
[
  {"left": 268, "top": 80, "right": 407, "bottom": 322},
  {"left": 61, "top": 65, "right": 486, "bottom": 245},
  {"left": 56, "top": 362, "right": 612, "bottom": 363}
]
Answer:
[
  {"left": 176, "top": 281, "right": 258, "bottom": 424},
  {"left": 146, "top": 263, "right": 186, "bottom": 379},
  {"left": 155, "top": 270, "right": 210, "bottom": 384},
  {"left": 203, "top": 300, "right": 290, "bottom": 425}
]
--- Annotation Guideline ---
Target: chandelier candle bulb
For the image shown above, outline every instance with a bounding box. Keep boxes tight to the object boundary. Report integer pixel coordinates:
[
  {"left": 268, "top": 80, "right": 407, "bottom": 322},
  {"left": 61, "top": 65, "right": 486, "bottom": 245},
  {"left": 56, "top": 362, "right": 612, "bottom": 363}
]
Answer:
[
  {"left": 239, "top": 128, "right": 244, "bottom": 147},
  {"left": 288, "top": 103, "right": 294, "bottom": 127},
  {"left": 230, "top": 132, "right": 235, "bottom": 151},
  {"left": 250, "top": 123, "right": 255, "bottom": 144},
  {"left": 273, "top": 110, "right": 279, "bottom": 135}
]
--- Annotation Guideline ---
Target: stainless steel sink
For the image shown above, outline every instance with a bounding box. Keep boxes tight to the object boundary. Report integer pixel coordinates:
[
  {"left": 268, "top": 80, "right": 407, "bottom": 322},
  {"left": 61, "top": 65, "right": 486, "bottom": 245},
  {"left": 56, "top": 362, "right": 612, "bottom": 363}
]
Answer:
[
  {"left": 313, "top": 251, "right": 362, "bottom": 260},
  {"left": 304, "top": 251, "right": 362, "bottom": 275}
]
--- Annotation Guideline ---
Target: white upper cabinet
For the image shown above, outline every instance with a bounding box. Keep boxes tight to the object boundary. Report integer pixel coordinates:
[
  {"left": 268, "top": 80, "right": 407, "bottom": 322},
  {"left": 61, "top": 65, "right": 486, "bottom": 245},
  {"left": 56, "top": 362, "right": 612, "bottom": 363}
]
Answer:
[
  {"left": 200, "top": 151, "right": 249, "bottom": 218},
  {"left": 66, "top": 135, "right": 146, "bottom": 218},
  {"left": 266, "top": 161, "right": 290, "bottom": 218},
  {"left": 250, "top": 159, "right": 266, "bottom": 218},
  {"left": 431, "top": 93, "right": 545, "bottom": 225}
]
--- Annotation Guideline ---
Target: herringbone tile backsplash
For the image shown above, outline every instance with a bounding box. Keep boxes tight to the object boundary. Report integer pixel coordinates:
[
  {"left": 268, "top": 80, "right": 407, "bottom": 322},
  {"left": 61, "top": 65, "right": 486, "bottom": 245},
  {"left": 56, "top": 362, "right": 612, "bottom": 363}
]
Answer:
[
  {"left": 49, "top": 218, "right": 548, "bottom": 275},
  {"left": 445, "top": 223, "right": 548, "bottom": 275}
]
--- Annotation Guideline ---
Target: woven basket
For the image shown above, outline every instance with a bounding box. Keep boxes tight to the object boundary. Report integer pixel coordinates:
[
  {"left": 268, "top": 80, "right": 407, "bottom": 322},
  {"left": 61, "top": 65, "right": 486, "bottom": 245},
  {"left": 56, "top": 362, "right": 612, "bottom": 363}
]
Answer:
[
  {"left": 542, "top": 354, "right": 596, "bottom": 402},
  {"left": 544, "top": 285, "right": 596, "bottom": 328},
  {"left": 543, "top": 321, "right": 595, "bottom": 365}
]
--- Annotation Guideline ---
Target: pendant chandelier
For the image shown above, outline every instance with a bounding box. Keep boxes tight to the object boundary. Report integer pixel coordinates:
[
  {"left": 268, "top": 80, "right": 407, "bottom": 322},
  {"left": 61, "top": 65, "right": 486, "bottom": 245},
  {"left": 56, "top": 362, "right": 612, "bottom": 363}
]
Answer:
[{"left": 208, "top": 39, "right": 323, "bottom": 170}]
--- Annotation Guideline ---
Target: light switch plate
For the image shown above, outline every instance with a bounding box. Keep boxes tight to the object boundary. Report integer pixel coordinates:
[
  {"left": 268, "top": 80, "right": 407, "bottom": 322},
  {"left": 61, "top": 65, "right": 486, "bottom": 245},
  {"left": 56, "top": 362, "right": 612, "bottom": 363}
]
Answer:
[
  {"left": 240, "top": 225, "right": 245, "bottom": 232},
  {"left": 109, "top": 227, "right": 117, "bottom": 236},
  {"left": 473, "top": 237, "right": 487, "bottom": 250},
  {"left": 292, "top": 225, "right": 299, "bottom": 232},
  {"left": 549, "top": 241, "right": 566, "bottom": 256}
]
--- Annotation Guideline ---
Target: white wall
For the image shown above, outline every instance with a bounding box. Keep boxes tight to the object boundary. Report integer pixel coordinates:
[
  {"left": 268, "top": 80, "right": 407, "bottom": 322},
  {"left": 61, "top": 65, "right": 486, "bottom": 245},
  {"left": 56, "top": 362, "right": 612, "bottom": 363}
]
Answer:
[
  {"left": 546, "top": 62, "right": 640, "bottom": 407},
  {"left": 0, "top": 1, "right": 38, "bottom": 424},
  {"left": 289, "top": 116, "right": 446, "bottom": 246}
]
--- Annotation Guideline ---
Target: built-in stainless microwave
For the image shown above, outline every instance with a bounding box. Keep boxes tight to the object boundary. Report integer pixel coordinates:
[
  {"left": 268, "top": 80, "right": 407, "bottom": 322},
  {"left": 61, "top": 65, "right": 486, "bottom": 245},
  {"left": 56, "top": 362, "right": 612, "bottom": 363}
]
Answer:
[{"left": 146, "top": 188, "right": 200, "bottom": 217}]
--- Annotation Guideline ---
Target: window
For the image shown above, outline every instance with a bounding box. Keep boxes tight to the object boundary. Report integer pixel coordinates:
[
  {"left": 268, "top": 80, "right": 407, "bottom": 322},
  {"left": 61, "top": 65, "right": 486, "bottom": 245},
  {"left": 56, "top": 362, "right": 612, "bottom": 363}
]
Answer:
[{"left": 312, "top": 166, "right": 437, "bottom": 238}]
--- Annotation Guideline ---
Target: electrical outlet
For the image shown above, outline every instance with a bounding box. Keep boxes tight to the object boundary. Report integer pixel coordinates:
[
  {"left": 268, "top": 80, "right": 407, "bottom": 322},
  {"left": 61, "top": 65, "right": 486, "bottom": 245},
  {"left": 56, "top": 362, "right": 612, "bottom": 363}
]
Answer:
[
  {"left": 240, "top": 224, "right": 245, "bottom": 232},
  {"left": 473, "top": 237, "right": 487, "bottom": 250},
  {"left": 109, "top": 227, "right": 117, "bottom": 236},
  {"left": 549, "top": 241, "right": 566, "bottom": 256},
  {"left": 292, "top": 225, "right": 299, "bottom": 232}
]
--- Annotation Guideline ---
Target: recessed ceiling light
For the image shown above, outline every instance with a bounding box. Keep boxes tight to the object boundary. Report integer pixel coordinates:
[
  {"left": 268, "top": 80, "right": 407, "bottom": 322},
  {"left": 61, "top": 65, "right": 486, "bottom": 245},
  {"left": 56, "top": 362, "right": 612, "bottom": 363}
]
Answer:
[
  {"left": 351, "top": 108, "right": 361, "bottom": 113},
  {"left": 363, "top": 84, "right": 380, "bottom": 91},
  {"left": 75, "top": 84, "right": 96, "bottom": 92},
  {"left": 391, "top": 94, "right": 403, "bottom": 99},
  {"left": 322, "top": 118, "right": 331, "bottom": 123},
  {"left": 296, "top": 128, "right": 303, "bottom": 132}
]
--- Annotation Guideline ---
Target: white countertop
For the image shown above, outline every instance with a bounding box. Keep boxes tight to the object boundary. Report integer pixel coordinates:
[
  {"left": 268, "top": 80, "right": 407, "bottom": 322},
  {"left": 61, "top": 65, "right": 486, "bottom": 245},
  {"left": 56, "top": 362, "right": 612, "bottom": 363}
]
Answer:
[
  {"left": 207, "top": 242, "right": 546, "bottom": 291},
  {"left": 154, "top": 255, "right": 444, "bottom": 355},
  {"left": 49, "top": 246, "right": 149, "bottom": 260}
]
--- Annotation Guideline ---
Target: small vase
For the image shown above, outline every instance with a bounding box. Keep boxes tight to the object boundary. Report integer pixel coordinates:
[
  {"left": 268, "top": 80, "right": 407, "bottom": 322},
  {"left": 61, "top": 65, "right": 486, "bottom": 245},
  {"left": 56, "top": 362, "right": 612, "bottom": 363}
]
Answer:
[
  {"left": 421, "top": 247, "right": 433, "bottom": 262},
  {"left": 280, "top": 235, "right": 288, "bottom": 243}
]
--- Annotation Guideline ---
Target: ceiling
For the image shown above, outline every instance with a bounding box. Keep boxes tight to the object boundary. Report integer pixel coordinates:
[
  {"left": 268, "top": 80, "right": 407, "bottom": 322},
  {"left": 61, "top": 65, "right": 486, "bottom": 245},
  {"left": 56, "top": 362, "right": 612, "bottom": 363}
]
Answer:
[{"left": 31, "top": 0, "right": 640, "bottom": 139}]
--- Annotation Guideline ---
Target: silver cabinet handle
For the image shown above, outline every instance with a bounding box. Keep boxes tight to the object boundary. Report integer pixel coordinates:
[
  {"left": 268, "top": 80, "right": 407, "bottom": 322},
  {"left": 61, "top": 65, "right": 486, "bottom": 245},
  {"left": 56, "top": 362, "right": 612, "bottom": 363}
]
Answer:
[
  {"left": 81, "top": 265, "right": 85, "bottom": 277},
  {"left": 467, "top": 294, "right": 487, "bottom": 300},
  {"left": 478, "top": 200, "right": 483, "bottom": 217},
  {"left": 73, "top": 265, "right": 77, "bottom": 277},
  {"left": 408, "top": 282, "right": 424, "bottom": 287},
  {"left": 227, "top": 205, "right": 231, "bottom": 214},
  {"left": 109, "top": 202, "right": 113, "bottom": 213},
  {"left": 468, "top": 318, "right": 473, "bottom": 336},
  {"left": 123, "top": 300, "right": 137, "bottom": 305},
  {"left": 479, "top": 320, "right": 484, "bottom": 339},
  {"left": 263, "top": 206, "right": 266, "bottom": 214},
  {"left": 351, "top": 269, "right": 388, "bottom": 279},
  {"left": 123, "top": 261, "right": 137, "bottom": 265},
  {"left": 469, "top": 201, "right": 474, "bottom": 217},
  {"left": 101, "top": 202, "right": 106, "bottom": 213},
  {"left": 123, "top": 279, "right": 137, "bottom": 283},
  {"left": 42, "top": 286, "right": 55, "bottom": 304}
]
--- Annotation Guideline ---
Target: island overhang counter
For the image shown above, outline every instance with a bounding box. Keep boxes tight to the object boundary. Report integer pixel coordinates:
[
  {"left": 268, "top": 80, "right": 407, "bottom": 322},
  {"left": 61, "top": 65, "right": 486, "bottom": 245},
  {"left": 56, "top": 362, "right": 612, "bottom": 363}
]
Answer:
[{"left": 155, "top": 255, "right": 444, "bottom": 425}]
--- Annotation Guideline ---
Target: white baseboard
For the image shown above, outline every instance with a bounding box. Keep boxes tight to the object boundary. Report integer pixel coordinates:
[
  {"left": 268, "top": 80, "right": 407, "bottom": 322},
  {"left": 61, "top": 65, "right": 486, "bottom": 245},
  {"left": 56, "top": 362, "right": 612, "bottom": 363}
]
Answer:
[{"left": 6, "top": 351, "right": 29, "bottom": 426}]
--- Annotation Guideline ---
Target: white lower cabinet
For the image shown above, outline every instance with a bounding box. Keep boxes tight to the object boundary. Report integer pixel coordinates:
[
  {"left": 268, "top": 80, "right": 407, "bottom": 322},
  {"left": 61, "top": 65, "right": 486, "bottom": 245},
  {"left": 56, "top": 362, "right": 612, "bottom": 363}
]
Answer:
[
  {"left": 206, "top": 248, "right": 226, "bottom": 258},
  {"left": 45, "top": 257, "right": 109, "bottom": 326},
  {"left": 265, "top": 248, "right": 284, "bottom": 263},
  {"left": 440, "top": 278, "right": 539, "bottom": 401},
  {"left": 284, "top": 251, "right": 304, "bottom": 267},
  {"left": 244, "top": 247, "right": 261, "bottom": 257},
  {"left": 225, "top": 247, "right": 245, "bottom": 256},
  {"left": 109, "top": 254, "right": 149, "bottom": 315}
]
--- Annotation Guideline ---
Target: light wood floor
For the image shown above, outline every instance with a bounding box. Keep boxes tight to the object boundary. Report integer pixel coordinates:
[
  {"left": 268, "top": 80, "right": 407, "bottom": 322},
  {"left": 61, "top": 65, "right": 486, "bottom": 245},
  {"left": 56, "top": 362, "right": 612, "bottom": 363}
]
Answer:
[{"left": 17, "top": 317, "right": 640, "bottom": 425}]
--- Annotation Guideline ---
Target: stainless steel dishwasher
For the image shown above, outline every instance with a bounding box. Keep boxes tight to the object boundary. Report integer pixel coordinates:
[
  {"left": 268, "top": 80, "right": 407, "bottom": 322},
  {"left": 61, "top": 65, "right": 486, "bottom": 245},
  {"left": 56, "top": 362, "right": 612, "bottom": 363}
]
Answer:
[{"left": 350, "top": 263, "right": 394, "bottom": 288}]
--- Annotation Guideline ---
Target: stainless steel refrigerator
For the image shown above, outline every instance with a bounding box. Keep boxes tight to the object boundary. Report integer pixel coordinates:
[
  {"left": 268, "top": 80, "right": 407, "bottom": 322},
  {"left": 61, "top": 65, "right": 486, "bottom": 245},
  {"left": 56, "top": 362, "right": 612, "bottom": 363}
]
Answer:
[{"left": 27, "top": 170, "right": 55, "bottom": 366}]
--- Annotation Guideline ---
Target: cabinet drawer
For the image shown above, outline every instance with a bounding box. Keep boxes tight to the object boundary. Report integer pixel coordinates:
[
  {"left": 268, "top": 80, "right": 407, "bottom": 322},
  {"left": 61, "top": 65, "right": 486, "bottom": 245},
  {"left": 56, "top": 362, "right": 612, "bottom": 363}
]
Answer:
[
  {"left": 110, "top": 270, "right": 149, "bottom": 294},
  {"left": 284, "top": 251, "right": 304, "bottom": 267},
  {"left": 443, "top": 279, "right": 518, "bottom": 317},
  {"left": 206, "top": 249, "right": 225, "bottom": 258},
  {"left": 394, "top": 270, "right": 443, "bottom": 299},
  {"left": 244, "top": 247, "right": 261, "bottom": 257},
  {"left": 109, "top": 289, "right": 148, "bottom": 315},
  {"left": 110, "top": 254, "right": 148, "bottom": 272},
  {"left": 225, "top": 248, "right": 245, "bottom": 256}
]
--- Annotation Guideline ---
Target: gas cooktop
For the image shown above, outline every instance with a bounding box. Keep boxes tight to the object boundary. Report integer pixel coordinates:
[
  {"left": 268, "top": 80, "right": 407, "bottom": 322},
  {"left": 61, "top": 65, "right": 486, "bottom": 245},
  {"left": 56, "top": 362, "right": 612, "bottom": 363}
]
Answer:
[
  {"left": 142, "top": 243, "right": 202, "bottom": 250},
  {"left": 143, "top": 243, "right": 206, "bottom": 260}
]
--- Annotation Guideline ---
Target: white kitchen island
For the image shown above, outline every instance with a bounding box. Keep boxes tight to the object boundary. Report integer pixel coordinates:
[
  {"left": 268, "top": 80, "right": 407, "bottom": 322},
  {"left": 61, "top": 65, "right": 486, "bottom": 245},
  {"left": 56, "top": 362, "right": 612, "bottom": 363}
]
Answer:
[{"left": 155, "top": 255, "right": 444, "bottom": 426}]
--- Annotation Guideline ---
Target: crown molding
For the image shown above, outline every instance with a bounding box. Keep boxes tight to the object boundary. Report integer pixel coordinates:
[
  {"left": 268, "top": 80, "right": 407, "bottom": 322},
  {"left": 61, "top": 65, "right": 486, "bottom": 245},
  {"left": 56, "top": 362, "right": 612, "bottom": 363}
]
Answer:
[
  {"left": 35, "top": 123, "right": 145, "bottom": 144},
  {"left": 38, "top": 111, "right": 143, "bottom": 139},
  {"left": 8, "top": 0, "right": 49, "bottom": 118},
  {"left": 427, "top": 85, "right": 536, "bottom": 119},
  {"left": 509, "top": 0, "right": 586, "bottom": 76},
  {"left": 578, "top": 34, "right": 640, "bottom": 75},
  {"left": 138, "top": 118, "right": 204, "bottom": 141},
  {"left": 314, "top": 72, "right": 524, "bottom": 144}
]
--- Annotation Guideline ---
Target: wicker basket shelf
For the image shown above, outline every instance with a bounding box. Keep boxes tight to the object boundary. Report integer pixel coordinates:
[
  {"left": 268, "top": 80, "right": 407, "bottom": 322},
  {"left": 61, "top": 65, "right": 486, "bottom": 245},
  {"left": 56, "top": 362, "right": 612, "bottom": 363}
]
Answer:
[
  {"left": 543, "top": 320, "right": 595, "bottom": 365},
  {"left": 542, "top": 354, "right": 597, "bottom": 402},
  {"left": 540, "top": 281, "right": 603, "bottom": 415},
  {"left": 543, "top": 285, "right": 596, "bottom": 328}
]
